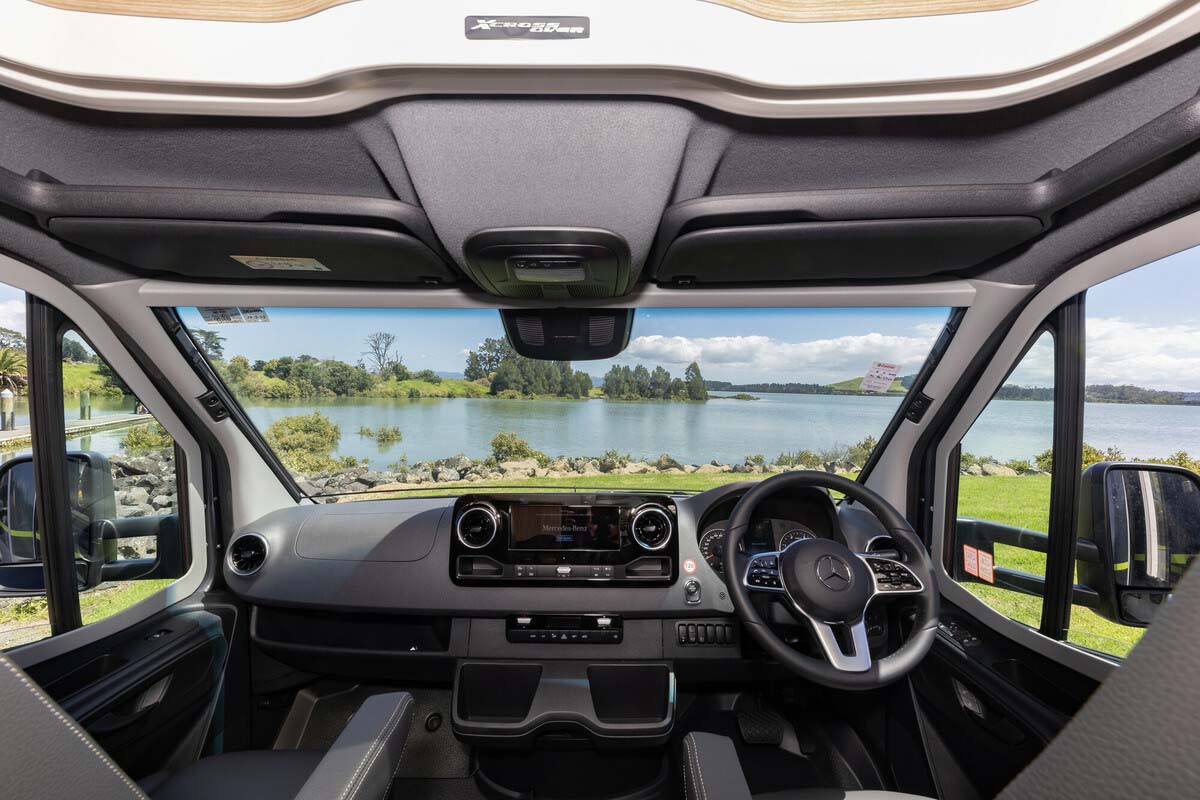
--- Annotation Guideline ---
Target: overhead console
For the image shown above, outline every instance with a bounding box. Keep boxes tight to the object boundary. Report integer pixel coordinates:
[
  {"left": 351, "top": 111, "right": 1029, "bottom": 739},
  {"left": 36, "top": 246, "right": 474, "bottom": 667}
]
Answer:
[{"left": 451, "top": 494, "right": 678, "bottom": 586}]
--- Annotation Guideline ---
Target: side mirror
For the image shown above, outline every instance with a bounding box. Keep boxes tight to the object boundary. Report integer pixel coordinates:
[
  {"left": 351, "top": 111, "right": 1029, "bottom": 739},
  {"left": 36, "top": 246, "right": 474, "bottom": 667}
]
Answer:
[
  {"left": 1078, "top": 462, "right": 1200, "bottom": 626},
  {"left": 0, "top": 452, "right": 115, "bottom": 596}
]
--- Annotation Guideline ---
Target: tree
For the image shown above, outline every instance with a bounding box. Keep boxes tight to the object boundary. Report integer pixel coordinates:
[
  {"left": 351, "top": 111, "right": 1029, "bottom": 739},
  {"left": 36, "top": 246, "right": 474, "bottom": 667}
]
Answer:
[
  {"left": 363, "top": 331, "right": 398, "bottom": 375},
  {"left": 226, "top": 355, "right": 251, "bottom": 383},
  {"left": 95, "top": 359, "right": 129, "bottom": 394},
  {"left": 463, "top": 351, "right": 486, "bottom": 381},
  {"left": 61, "top": 337, "right": 93, "bottom": 363},
  {"left": 192, "top": 330, "right": 225, "bottom": 361},
  {"left": 475, "top": 338, "right": 516, "bottom": 374},
  {"left": 684, "top": 362, "right": 708, "bottom": 401},
  {"left": 0, "top": 348, "right": 26, "bottom": 392}
]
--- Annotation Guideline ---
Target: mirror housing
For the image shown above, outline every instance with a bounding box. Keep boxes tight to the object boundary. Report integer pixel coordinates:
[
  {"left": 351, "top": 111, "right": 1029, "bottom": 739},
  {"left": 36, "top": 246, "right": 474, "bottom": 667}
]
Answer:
[
  {"left": 0, "top": 452, "right": 116, "bottom": 596},
  {"left": 1078, "top": 462, "right": 1200, "bottom": 626}
]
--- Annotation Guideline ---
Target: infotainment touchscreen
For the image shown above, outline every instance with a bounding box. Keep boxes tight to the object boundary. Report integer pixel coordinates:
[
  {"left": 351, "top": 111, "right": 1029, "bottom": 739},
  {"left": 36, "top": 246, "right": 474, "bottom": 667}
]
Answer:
[{"left": 510, "top": 505, "right": 621, "bottom": 551}]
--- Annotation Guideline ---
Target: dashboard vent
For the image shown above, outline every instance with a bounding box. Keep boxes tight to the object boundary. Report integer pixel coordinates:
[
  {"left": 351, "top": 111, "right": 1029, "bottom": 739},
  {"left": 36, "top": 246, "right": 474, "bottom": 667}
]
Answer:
[
  {"left": 457, "top": 503, "right": 500, "bottom": 549},
  {"left": 228, "top": 533, "right": 269, "bottom": 576},
  {"left": 631, "top": 505, "right": 673, "bottom": 550}
]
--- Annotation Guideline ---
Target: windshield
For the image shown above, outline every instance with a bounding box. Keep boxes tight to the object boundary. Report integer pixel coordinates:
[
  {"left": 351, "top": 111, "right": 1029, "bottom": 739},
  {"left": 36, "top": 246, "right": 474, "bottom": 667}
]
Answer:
[{"left": 177, "top": 306, "right": 951, "bottom": 499}]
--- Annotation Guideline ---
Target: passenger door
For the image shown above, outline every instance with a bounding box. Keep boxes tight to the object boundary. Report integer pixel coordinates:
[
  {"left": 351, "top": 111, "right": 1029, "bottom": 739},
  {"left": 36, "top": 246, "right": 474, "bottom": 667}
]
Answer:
[
  {"left": 911, "top": 246, "right": 1200, "bottom": 797},
  {"left": 0, "top": 284, "right": 229, "bottom": 779}
]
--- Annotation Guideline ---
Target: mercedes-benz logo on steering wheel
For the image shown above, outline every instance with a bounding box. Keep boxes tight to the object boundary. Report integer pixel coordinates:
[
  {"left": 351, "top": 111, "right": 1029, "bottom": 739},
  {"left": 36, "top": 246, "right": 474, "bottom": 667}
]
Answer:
[{"left": 815, "top": 555, "right": 853, "bottom": 591}]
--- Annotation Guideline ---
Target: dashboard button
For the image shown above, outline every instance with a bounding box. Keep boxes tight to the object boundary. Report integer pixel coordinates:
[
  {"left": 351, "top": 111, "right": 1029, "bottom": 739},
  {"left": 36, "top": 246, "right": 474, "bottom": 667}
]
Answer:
[{"left": 556, "top": 566, "right": 572, "bottom": 577}]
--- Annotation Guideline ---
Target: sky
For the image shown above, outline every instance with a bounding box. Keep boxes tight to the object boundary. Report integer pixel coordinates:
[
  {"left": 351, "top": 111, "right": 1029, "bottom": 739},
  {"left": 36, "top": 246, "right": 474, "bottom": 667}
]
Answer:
[{"left": 3, "top": 242, "right": 1200, "bottom": 388}]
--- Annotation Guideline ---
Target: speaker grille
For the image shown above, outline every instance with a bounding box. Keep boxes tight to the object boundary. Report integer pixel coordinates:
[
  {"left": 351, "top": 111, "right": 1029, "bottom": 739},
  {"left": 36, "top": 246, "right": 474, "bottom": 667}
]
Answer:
[
  {"left": 514, "top": 317, "right": 545, "bottom": 346},
  {"left": 588, "top": 315, "right": 616, "bottom": 346}
]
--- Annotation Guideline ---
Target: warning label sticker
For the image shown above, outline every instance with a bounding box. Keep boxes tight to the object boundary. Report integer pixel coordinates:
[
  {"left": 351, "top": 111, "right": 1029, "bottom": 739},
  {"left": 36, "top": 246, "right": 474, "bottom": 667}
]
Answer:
[
  {"left": 230, "top": 255, "right": 330, "bottom": 272},
  {"left": 978, "top": 551, "right": 995, "bottom": 584},
  {"left": 198, "top": 306, "right": 271, "bottom": 325},
  {"left": 860, "top": 361, "right": 901, "bottom": 393},
  {"left": 962, "top": 544, "right": 979, "bottom": 578}
]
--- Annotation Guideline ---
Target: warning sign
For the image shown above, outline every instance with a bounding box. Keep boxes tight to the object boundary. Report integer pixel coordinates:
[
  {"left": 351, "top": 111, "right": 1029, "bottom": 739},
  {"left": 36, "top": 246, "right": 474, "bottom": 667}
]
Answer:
[
  {"left": 962, "top": 544, "right": 979, "bottom": 578},
  {"left": 978, "top": 551, "right": 995, "bottom": 584},
  {"left": 860, "top": 361, "right": 901, "bottom": 393}
]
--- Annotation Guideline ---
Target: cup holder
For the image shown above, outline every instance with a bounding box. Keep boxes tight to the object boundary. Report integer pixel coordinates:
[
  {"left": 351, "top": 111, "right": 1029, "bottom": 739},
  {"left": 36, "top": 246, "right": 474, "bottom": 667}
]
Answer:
[{"left": 452, "top": 660, "right": 674, "bottom": 748}]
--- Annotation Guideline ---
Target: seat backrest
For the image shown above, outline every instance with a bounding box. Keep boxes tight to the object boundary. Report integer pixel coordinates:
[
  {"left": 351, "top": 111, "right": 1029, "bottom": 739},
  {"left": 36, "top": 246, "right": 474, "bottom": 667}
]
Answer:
[
  {"left": 0, "top": 652, "right": 148, "bottom": 800},
  {"left": 999, "top": 560, "right": 1200, "bottom": 798}
]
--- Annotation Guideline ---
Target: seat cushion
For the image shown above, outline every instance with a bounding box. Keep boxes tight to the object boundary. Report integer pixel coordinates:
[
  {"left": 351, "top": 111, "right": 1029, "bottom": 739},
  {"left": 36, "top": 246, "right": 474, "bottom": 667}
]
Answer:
[
  {"left": 150, "top": 750, "right": 324, "bottom": 800},
  {"left": 754, "top": 791, "right": 931, "bottom": 800}
]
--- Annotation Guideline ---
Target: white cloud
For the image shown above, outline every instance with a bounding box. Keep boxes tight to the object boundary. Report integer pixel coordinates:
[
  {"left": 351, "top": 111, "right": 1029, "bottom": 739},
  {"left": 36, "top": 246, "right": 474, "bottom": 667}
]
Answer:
[
  {"left": 622, "top": 331, "right": 937, "bottom": 379},
  {"left": 0, "top": 299, "right": 24, "bottom": 332},
  {"left": 1085, "top": 316, "right": 1200, "bottom": 391},
  {"left": 914, "top": 322, "right": 944, "bottom": 337}
]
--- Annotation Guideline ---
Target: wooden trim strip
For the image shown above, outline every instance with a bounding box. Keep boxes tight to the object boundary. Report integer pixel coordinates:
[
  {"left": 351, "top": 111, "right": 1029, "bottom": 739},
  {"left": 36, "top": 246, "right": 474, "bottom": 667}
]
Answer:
[
  {"left": 30, "top": 0, "right": 362, "bottom": 23},
  {"left": 702, "top": 0, "right": 1037, "bottom": 23}
]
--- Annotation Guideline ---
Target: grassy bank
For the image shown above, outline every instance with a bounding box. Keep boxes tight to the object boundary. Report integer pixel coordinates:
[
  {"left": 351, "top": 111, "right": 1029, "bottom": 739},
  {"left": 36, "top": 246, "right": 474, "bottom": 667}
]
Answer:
[
  {"left": 348, "top": 470, "right": 1140, "bottom": 657},
  {"left": 0, "top": 579, "right": 172, "bottom": 649}
]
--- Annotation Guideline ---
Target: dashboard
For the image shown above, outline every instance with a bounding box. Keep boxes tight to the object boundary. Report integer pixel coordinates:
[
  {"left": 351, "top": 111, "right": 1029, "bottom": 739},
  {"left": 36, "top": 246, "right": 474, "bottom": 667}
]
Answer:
[{"left": 695, "top": 487, "right": 842, "bottom": 578}]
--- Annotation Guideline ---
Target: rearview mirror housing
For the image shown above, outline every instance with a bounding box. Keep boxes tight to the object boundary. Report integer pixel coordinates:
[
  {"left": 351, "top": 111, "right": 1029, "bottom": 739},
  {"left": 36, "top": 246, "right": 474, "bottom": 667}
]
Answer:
[{"left": 1078, "top": 462, "right": 1200, "bottom": 626}]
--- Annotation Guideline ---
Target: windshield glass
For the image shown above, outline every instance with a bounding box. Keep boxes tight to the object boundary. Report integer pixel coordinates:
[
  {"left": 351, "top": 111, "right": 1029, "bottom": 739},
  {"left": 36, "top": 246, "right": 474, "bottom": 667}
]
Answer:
[{"left": 177, "top": 306, "right": 950, "bottom": 499}]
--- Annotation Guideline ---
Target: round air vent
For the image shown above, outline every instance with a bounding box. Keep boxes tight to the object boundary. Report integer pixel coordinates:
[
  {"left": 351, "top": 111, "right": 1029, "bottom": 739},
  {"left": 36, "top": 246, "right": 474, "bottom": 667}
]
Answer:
[
  {"left": 227, "top": 533, "right": 269, "bottom": 576},
  {"left": 456, "top": 503, "right": 500, "bottom": 549},
  {"left": 631, "top": 505, "right": 673, "bottom": 550}
]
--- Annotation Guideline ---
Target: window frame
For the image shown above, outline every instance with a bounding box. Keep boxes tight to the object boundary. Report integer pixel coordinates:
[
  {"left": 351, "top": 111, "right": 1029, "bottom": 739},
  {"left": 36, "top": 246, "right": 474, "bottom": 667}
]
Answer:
[
  {"left": 0, "top": 254, "right": 212, "bottom": 667},
  {"left": 914, "top": 212, "right": 1200, "bottom": 681}
]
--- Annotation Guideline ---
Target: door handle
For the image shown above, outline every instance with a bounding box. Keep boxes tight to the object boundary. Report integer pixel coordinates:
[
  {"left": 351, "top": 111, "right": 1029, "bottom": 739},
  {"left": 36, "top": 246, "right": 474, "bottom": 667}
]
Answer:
[{"left": 90, "top": 675, "right": 171, "bottom": 736}]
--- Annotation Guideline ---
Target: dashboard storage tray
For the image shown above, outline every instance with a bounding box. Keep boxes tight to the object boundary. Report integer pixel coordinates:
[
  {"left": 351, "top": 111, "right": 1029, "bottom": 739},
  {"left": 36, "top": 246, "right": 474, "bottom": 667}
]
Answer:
[{"left": 452, "top": 660, "right": 674, "bottom": 748}]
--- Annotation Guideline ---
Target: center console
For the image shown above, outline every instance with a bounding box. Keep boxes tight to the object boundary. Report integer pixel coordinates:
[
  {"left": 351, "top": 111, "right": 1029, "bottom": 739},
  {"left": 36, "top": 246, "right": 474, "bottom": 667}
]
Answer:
[{"left": 450, "top": 493, "right": 678, "bottom": 585}]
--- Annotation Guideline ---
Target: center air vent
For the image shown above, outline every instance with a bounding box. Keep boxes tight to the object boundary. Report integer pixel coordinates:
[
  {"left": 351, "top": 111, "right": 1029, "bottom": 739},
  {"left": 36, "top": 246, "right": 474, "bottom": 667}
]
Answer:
[
  {"left": 631, "top": 505, "right": 673, "bottom": 550},
  {"left": 457, "top": 503, "right": 500, "bottom": 549},
  {"left": 228, "top": 533, "right": 269, "bottom": 576}
]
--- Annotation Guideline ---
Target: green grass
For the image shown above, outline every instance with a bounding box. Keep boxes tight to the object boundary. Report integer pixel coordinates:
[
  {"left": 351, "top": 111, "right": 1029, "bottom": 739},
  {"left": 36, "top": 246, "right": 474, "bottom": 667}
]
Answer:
[
  {"left": 61, "top": 361, "right": 122, "bottom": 398},
  {"left": 349, "top": 470, "right": 1143, "bottom": 657},
  {"left": 0, "top": 579, "right": 173, "bottom": 649}
]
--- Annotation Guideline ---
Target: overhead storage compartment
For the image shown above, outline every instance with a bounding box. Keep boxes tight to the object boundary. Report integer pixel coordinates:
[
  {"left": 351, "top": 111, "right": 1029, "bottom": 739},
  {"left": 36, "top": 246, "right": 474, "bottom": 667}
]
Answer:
[
  {"left": 0, "top": 168, "right": 459, "bottom": 285},
  {"left": 654, "top": 216, "right": 1042, "bottom": 284}
]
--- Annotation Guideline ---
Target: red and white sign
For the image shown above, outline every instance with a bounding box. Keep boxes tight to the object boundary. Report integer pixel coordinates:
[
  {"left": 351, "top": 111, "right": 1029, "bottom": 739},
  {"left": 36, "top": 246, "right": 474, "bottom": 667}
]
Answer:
[
  {"left": 978, "top": 551, "right": 995, "bottom": 584},
  {"left": 682, "top": 558, "right": 697, "bottom": 575},
  {"left": 962, "top": 544, "right": 979, "bottom": 578}
]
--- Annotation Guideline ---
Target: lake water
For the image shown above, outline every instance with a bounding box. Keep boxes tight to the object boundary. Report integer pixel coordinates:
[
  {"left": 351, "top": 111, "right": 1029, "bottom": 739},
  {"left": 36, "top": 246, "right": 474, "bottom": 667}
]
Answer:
[
  {"left": 7, "top": 393, "right": 1199, "bottom": 467},
  {"left": 236, "top": 393, "right": 1200, "bottom": 467}
]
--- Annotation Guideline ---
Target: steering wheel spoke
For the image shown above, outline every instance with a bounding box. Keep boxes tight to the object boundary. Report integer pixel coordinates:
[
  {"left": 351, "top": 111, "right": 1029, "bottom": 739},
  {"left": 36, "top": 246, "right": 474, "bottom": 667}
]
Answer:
[
  {"left": 802, "top": 616, "right": 873, "bottom": 672},
  {"left": 742, "top": 550, "right": 786, "bottom": 593},
  {"left": 857, "top": 554, "right": 924, "bottom": 599}
]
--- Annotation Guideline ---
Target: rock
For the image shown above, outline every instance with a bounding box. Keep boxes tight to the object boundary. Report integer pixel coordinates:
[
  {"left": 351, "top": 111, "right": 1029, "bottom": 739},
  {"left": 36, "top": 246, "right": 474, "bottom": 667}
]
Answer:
[
  {"left": 622, "top": 462, "right": 653, "bottom": 474},
  {"left": 695, "top": 464, "right": 723, "bottom": 474},
  {"left": 766, "top": 465, "right": 784, "bottom": 473},
  {"left": 534, "top": 468, "right": 549, "bottom": 478},
  {"left": 655, "top": 454, "right": 681, "bottom": 471},
  {"left": 343, "top": 481, "right": 369, "bottom": 493},
  {"left": 122, "top": 503, "right": 155, "bottom": 518},
  {"left": 966, "top": 464, "right": 984, "bottom": 476},
  {"left": 500, "top": 458, "right": 540, "bottom": 476},
  {"left": 359, "top": 470, "right": 388, "bottom": 487},
  {"left": 403, "top": 467, "right": 433, "bottom": 484},
  {"left": 682, "top": 465, "right": 697, "bottom": 474},
  {"left": 545, "top": 469, "right": 568, "bottom": 479},
  {"left": 296, "top": 481, "right": 320, "bottom": 496},
  {"left": 661, "top": 467, "right": 684, "bottom": 475},
  {"left": 135, "top": 473, "right": 162, "bottom": 489},
  {"left": 709, "top": 459, "right": 724, "bottom": 467},
  {"left": 434, "top": 467, "right": 461, "bottom": 483},
  {"left": 116, "top": 456, "right": 160, "bottom": 477},
  {"left": 580, "top": 461, "right": 602, "bottom": 476},
  {"left": 119, "top": 487, "right": 150, "bottom": 506},
  {"left": 151, "top": 494, "right": 173, "bottom": 510},
  {"left": 443, "top": 454, "right": 473, "bottom": 472},
  {"left": 981, "top": 463, "right": 1018, "bottom": 477}
]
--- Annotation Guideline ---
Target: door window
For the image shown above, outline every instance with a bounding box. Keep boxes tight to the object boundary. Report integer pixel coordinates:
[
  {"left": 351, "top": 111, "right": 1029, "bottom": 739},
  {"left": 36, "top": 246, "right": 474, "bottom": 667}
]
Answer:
[
  {"left": 0, "top": 284, "right": 190, "bottom": 649},
  {"left": 952, "top": 331, "right": 1054, "bottom": 629}
]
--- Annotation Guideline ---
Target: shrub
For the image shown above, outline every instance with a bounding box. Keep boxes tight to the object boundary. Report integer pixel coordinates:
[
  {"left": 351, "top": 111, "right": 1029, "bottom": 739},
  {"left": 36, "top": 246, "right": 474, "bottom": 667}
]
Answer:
[
  {"left": 491, "top": 431, "right": 547, "bottom": 464},
  {"left": 358, "top": 425, "right": 403, "bottom": 443},
  {"left": 602, "top": 449, "right": 631, "bottom": 468},
  {"left": 775, "top": 450, "right": 819, "bottom": 468},
  {"left": 847, "top": 436, "right": 877, "bottom": 466},
  {"left": 1005, "top": 459, "right": 1034, "bottom": 474},
  {"left": 745, "top": 454, "right": 766, "bottom": 467},
  {"left": 120, "top": 422, "right": 173, "bottom": 452},
  {"left": 414, "top": 369, "right": 442, "bottom": 383},
  {"left": 265, "top": 412, "right": 343, "bottom": 473},
  {"left": 407, "top": 387, "right": 422, "bottom": 399}
]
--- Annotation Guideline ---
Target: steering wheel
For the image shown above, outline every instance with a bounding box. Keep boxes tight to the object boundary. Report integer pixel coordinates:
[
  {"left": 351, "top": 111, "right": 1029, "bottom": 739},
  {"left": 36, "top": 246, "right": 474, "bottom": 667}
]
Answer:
[{"left": 724, "top": 471, "right": 939, "bottom": 690}]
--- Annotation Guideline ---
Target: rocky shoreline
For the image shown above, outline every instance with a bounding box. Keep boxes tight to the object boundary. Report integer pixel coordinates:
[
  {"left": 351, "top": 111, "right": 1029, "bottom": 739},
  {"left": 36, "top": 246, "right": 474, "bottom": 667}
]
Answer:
[{"left": 110, "top": 449, "right": 177, "bottom": 519}]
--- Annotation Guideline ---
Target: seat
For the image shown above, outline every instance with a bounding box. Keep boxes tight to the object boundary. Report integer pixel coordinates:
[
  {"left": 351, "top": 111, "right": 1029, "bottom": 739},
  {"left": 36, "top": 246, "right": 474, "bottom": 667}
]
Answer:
[
  {"left": 0, "top": 651, "right": 414, "bottom": 800},
  {"left": 680, "top": 732, "right": 928, "bottom": 800}
]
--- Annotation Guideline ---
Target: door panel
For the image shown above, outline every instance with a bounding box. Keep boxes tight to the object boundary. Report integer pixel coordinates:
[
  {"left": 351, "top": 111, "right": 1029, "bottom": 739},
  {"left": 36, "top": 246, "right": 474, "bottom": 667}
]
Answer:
[
  {"left": 911, "top": 602, "right": 1098, "bottom": 798},
  {"left": 27, "top": 607, "right": 230, "bottom": 778}
]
